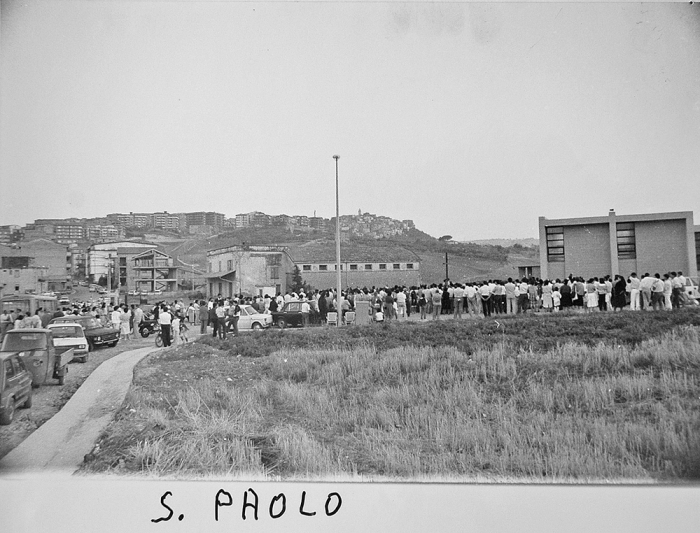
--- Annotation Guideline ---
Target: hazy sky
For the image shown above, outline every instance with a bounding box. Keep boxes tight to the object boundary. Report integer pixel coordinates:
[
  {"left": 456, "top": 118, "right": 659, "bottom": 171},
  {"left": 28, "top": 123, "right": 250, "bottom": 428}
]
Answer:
[{"left": 1, "top": 1, "right": 699, "bottom": 240}]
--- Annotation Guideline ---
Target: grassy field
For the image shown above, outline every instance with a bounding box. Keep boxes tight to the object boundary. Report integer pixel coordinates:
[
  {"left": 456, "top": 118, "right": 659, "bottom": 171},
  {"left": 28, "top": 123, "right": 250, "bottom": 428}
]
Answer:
[{"left": 82, "top": 309, "right": 700, "bottom": 481}]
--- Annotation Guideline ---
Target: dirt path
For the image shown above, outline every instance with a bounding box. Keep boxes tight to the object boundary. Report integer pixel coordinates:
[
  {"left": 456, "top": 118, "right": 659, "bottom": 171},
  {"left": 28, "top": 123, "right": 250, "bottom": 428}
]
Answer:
[{"left": 0, "top": 336, "right": 159, "bottom": 474}]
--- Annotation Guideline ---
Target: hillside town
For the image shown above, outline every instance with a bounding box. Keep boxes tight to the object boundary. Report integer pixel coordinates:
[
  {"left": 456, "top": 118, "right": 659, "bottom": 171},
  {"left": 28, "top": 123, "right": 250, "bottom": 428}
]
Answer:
[{"left": 0, "top": 209, "right": 426, "bottom": 302}]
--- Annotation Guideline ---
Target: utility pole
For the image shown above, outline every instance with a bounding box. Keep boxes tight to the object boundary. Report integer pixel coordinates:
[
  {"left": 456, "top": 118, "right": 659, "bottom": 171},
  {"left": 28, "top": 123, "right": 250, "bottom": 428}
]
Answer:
[
  {"left": 334, "top": 155, "right": 341, "bottom": 327},
  {"left": 445, "top": 252, "right": 449, "bottom": 281}
]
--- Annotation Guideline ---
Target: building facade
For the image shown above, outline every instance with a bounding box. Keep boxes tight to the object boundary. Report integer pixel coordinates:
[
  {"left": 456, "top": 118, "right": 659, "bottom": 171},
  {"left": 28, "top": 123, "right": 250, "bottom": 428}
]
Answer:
[
  {"left": 206, "top": 245, "right": 293, "bottom": 298},
  {"left": 129, "top": 249, "right": 179, "bottom": 294},
  {"left": 87, "top": 241, "right": 158, "bottom": 283},
  {"left": 287, "top": 241, "right": 422, "bottom": 290},
  {"left": 0, "top": 239, "right": 71, "bottom": 292},
  {"left": 539, "top": 210, "right": 698, "bottom": 281}
]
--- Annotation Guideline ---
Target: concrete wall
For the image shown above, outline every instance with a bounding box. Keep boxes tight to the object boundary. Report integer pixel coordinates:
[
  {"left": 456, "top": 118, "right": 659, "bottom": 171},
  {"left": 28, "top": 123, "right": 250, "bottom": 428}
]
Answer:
[
  {"left": 635, "top": 219, "right": 688, "bottom": 276},
  {"left": 300, "top": 269, "right": 422, "bottom": 291},
  {"left": 563, "top": 224, "right": 611, "bottom": 278}
]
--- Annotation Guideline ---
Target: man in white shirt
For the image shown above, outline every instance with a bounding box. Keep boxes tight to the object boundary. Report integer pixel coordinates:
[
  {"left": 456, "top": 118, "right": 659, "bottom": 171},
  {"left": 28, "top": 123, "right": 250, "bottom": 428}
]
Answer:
[
  {"left": 158, "top": 305, "right": 172, "bottom": 347},
  {"left": 452, "top": 284, "right": 464, "bottom": 319},
  {"left": 628, "top": 273, "right": 641, "bottom": 311}
]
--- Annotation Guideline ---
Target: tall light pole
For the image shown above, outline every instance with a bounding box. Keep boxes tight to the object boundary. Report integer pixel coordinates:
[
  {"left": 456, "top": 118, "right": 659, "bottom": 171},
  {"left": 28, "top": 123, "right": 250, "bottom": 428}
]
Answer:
[{"left": 334, "top": 155, "right": 342, "bottom": 327}]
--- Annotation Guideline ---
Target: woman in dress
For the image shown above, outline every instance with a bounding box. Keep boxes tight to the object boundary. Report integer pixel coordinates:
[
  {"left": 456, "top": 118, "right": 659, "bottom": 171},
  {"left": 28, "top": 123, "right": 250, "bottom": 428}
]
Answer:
[
  {"left": 611, "top": 274, "right": 627, "bottom": 311},
  {"left": 541, "top": 280, "right": 553, "bottom": 312},
  {"left": 120, "top": 305, "right": 132, "bottom": 340}
]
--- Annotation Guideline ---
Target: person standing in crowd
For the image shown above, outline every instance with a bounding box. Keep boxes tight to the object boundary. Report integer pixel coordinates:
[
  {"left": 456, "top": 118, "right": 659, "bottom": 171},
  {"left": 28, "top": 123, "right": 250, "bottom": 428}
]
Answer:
[
  {"left": 651, "top": 274, "right": 665, "bottom": 311},
  {"left": 504, "top": 278, "right": 517, "bottom": 315},
  {"left": 541, "top": 280, "right": 553, "bottom": 312},
  {"left": 552, "top": 286, "right": 562, "bottom": 312},
  {"left": 453, "top": 283, "right": 464, "bottom": 319},
  {"left": 171, "top": 310, "right": 180, "bottom": 346},
  {"left": 431, "top": 286, "right": 443, "bottom": 320},
  {"left": 209, "top": 302, "right": 219, "bottom": 338},
  {"left": 479, "top": 281, "right": 492, "bottom": 317},
  {"left": 586, "top": 278, "right": 598, "bottom": 313},
  {"left": 640, "top": 273, "right": 654, "bottom": 310},
  {"left": 0, "top": 309, "right": 13, "bottom": 341},
  {"left": 199, "top": 300, "right": 209, "bottom": 334},
  {"left": 611, "top": 275, "right": 627, "bottom": 311},
  {"left": 158, "top": 305, "right": 172, "bottom": 347},
  {"left": 111, "top": 305, "right": 122, "bottom": 330},
  {"left": 215, "top": 301, "right": 227, "bottom": 340},
  {"left": 663, "top": 273, "right": 673, "bottom": 310},
  {"left": 120, "top": 304, "right": 132, "bottom": 340},
  {"left": 133, "top": 304, "right": 144, "bottom": 337},
  {"left": 628, "top": 273, "right": 641, "bottom": 311},
  {"left": 559, "top": 279, "right": 572, "bottom": 310}
]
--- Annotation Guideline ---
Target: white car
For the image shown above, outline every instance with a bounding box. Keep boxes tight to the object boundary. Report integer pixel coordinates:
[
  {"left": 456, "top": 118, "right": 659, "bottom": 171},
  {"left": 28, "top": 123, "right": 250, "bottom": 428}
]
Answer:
[
  {"left": 684, "top": 278, "right": 699, "bottom": 305},
  {"left": 237, "top": 304, "right": 272, "bottom": 330},
  {"left": 48, "top": 322, "right": 90, "bottom": 363}
]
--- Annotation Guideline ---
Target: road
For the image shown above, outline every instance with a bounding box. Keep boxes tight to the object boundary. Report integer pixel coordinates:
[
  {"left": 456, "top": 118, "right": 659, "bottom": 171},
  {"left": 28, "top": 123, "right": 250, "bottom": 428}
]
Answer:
[{"left": 0, "top": 335, "right": 159, "bottom": 475}]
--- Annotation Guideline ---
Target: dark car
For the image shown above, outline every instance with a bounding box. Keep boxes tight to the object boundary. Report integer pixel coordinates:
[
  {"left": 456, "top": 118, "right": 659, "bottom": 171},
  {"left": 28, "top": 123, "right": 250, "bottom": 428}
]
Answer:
[
  {"left": 271, "top": 301, "right": 319, "bottom": 328},
  {"left": 49, "top": 315, "right": 120, "bottom": 351},
  {"left": 0, "top": 351, "right": 33, "bottom": 425}
]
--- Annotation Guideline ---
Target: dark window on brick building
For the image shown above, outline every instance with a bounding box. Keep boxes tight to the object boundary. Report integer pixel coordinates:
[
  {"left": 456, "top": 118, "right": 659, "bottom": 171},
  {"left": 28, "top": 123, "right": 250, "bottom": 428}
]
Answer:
[
  {"left": 616, "top": 222, "right": 636, "bottom": 259},
  {"left": 546, "top": 226, "right": 564, "bottom": 263}
]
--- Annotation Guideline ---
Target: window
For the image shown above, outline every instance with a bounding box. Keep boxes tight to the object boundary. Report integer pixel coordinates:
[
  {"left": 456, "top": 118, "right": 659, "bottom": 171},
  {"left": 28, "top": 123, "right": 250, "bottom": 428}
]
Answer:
[
  {"left": 546, "top": 226, "right": 565, "bottom": 263},
  {"left": 616, "top": 222, "right": 636, "bottom": 259},
  {"left": 379, "top": 264, "right": 387, "bottom": 270},
  {"left": 270, "top": 267, "right": 279, "bottom": 279},
  {"left": 302, "top": 265, "right": 311, "bottom": 271},
  {"left": 350, "top": 264, "right": 358, "bottom": 270},
  {"left": 319, "top": 265, "right": 328, "bottom": 271},
  {"left": 227, "top": 259, "right": 233, "bottom": 270},
  {"left": 119, "top": 257, "right": 127, "bottom": 266},
  {"left": 266, "top": 254, "right": 282, "bottom": 266},
  {"left": 393, "top": 264, "right": 400, "bottom": 270},
  {"left": 365, "top": 264, "right": 373, "bottom": 270},
  {"left": 406, "top": 263, "right": 414, "bottom": 270}
]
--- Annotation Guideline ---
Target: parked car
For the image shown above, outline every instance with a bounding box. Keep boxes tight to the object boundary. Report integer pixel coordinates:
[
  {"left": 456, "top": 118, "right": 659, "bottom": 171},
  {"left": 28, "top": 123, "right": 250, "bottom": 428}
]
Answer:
[
  {"left": 0, "top": 351, "right": 33, "bottom": 425},
  {"left": 271, "top": 302, "right": 319, "bottom": 328},
  {"left": 49, "top": 315, "right": 120, "bottom": 351},
  {"left": 684, "top": 278, "right": 699, "bottom": 305},
  {"left": 0, "top": 329, "right": 73, "bottom": 387},
  {"left": 47, "top": 322, "right": 90, "bottom": 363},
  {"left": 58, "top": 297, "right": 71, "bottom": 306},
  {"left": 237, "top": 304, "right": 273, "bottom": 331}
]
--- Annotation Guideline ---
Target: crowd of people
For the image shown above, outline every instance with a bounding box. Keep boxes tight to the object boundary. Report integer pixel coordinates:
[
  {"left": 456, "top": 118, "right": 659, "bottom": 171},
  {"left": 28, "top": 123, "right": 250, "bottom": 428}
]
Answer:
[{"left": 0, "top": 270, "right": 693, "bottom": 344}]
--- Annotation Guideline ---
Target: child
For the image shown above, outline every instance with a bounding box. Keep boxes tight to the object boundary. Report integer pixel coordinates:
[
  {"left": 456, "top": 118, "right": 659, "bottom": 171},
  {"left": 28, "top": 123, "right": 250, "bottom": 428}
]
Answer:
[
  {"left": 552, "top": 289, "right": 561, "bottom": 312},
  {"left": 374, "top": 310, "right": 384, "bottom": 323}
]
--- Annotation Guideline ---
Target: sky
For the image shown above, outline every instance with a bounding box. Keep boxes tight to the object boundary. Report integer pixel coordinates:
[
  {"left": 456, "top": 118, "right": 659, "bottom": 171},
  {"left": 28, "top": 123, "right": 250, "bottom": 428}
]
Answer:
[{"left": 1, "top": 1, "right": 699, "bottom": 241}]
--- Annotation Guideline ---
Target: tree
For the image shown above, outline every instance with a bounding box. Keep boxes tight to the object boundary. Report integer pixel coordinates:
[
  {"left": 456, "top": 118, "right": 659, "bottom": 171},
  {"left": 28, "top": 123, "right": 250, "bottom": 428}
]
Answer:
[
  {"left": 290, "top": 265, "right": 305, "bottom": 293},
  {"left": 438, "top": 235, "right": 453, "bottom": 242}
]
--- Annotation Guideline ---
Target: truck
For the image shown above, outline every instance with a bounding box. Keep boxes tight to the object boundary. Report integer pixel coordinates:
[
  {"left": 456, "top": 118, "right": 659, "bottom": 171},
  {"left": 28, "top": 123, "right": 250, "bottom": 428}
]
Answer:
[{"left": 0, "top": 329, "right": 73, "bottom": 387}]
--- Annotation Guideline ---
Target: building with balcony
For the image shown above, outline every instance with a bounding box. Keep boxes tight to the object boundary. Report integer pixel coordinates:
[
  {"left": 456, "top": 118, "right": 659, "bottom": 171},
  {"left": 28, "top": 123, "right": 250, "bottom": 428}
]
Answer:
[
  {"left": 129, "top": 249, "right": 179, "bottom": 294},
  {"left": 206, "top": 244, "right": 293, "bottom": 298}
]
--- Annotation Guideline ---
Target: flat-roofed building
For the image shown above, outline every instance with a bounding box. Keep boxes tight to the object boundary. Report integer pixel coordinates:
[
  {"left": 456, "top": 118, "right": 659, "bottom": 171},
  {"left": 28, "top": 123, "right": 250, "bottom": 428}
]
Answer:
[
  {"left": 206, "top": 244, "right": 292, "bottom": 298},
  {"left": 539, "top": 210, "right": 698, "bottom": 281},
  {"left": 288, "top": 241, "right": 421, "bottom": 290}
]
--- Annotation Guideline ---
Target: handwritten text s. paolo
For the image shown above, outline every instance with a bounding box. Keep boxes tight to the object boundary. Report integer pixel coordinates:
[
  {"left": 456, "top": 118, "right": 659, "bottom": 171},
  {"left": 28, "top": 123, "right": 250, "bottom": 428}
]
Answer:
[{"left": 151, "top": 488, "right": 342, "bottom": 523}]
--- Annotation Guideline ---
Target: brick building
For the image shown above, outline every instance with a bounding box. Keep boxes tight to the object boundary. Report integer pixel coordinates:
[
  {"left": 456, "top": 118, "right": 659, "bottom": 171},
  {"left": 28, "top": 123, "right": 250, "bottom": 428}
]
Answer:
[{"left": 539, "top": 210, "right": 698, "bottom": 281}]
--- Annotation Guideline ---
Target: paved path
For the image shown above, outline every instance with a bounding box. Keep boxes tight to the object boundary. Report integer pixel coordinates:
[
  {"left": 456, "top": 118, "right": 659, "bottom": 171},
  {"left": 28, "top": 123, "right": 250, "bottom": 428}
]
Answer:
[{"left": 0, "top": 345, "right": 158, "bottom": 476}]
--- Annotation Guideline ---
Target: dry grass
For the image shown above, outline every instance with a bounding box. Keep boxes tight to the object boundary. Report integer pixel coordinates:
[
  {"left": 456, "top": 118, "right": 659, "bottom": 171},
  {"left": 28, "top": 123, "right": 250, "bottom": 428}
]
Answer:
[{"left": 84, "top": 325, "right": 700, "bottom": 481}]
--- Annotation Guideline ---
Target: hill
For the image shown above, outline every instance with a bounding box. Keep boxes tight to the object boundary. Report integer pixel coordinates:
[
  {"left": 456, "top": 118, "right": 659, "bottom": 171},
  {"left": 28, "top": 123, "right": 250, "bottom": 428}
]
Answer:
[{"left": 153, "top": 220, "right": 540, "bottom": 286}]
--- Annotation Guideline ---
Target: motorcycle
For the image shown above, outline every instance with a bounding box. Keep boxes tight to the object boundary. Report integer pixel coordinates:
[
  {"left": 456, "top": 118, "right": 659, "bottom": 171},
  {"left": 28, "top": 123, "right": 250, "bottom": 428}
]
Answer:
[{"left": 138, "top": 319, "right": 158, "bottom": 338}]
